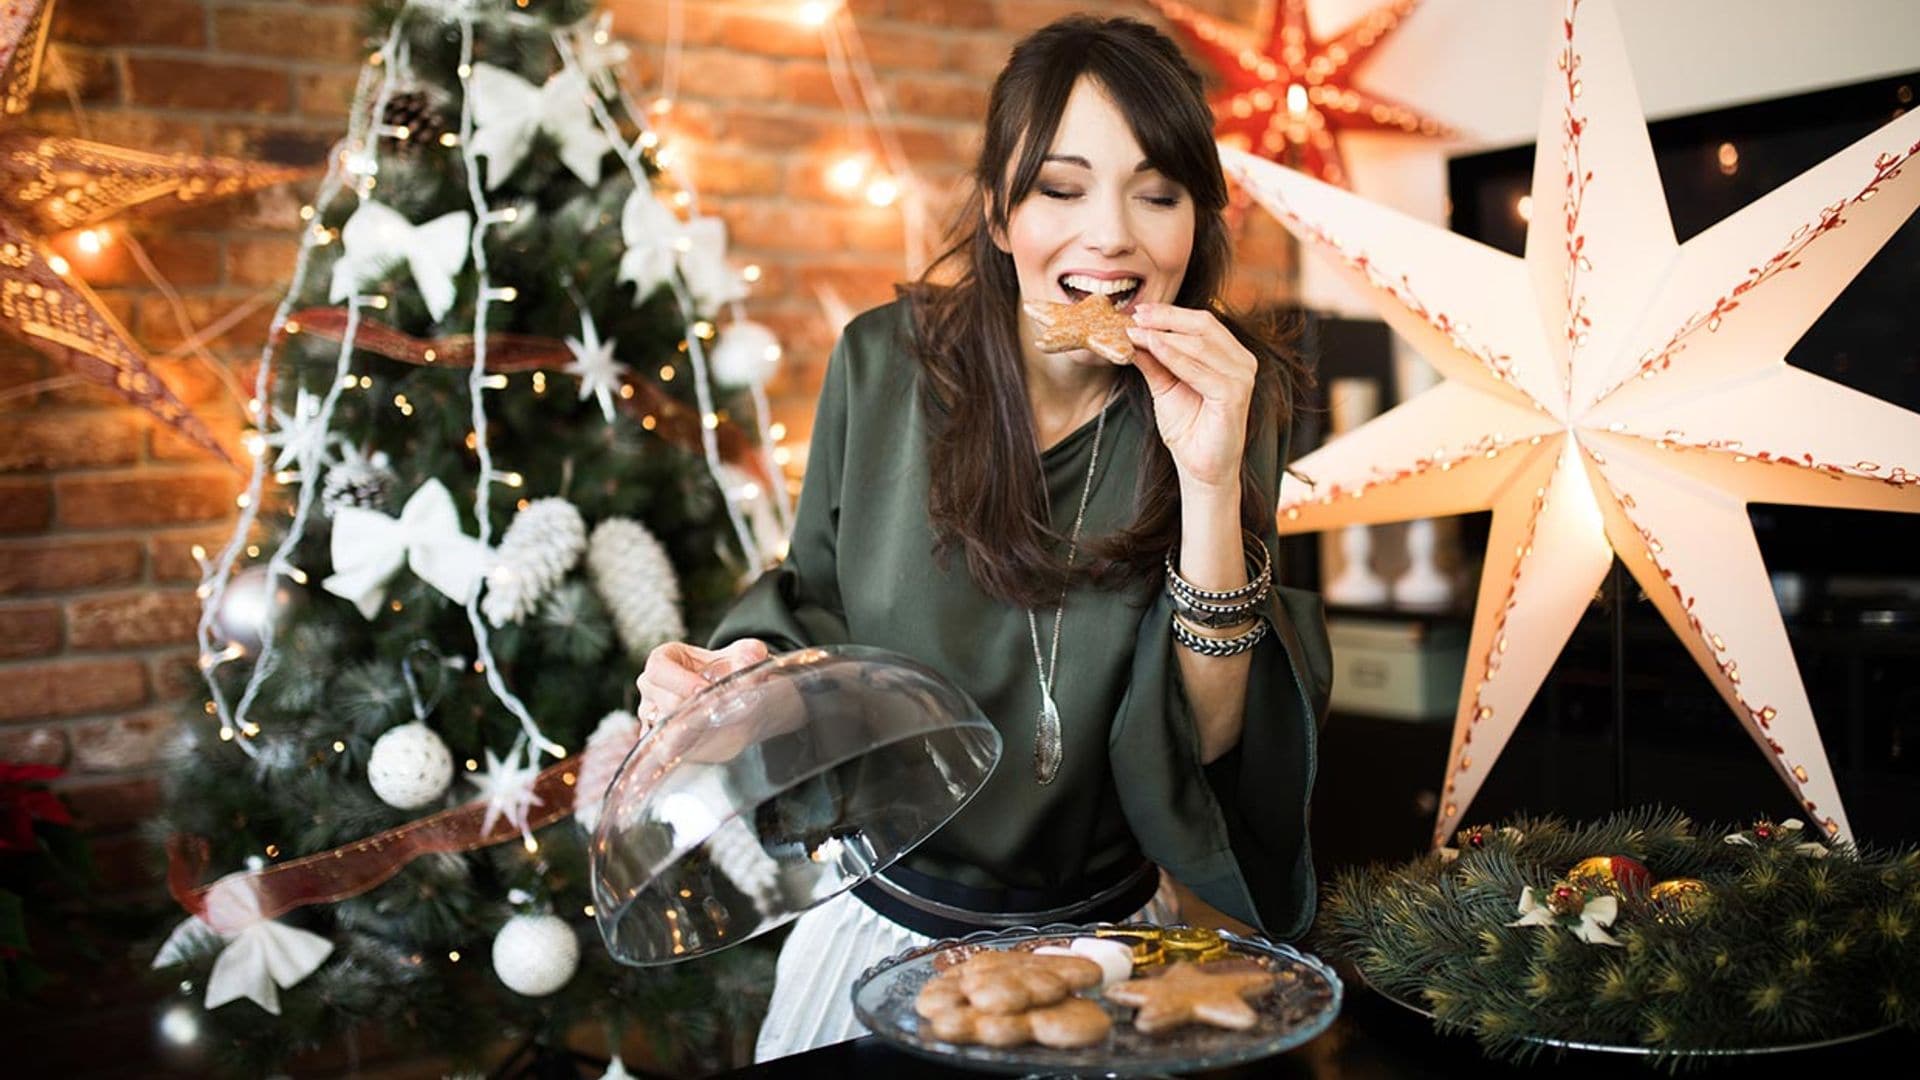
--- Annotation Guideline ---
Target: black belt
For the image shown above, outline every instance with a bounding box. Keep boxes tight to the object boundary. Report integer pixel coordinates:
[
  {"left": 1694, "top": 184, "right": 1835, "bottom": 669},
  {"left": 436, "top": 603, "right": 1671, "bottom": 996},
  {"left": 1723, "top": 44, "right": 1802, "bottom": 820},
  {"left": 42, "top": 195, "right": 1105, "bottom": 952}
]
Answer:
[{"left": 851, "top": 856, "right": 1159, "bottom": 939}]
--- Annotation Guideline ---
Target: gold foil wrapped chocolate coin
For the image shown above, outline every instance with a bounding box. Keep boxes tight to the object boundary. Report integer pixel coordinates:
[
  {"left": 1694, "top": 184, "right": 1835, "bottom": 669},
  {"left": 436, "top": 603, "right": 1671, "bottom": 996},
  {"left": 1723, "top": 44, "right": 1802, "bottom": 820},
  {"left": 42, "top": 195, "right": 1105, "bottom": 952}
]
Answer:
[{"left": 1160, "top": 927, "right": 1230, "bottom": 964}]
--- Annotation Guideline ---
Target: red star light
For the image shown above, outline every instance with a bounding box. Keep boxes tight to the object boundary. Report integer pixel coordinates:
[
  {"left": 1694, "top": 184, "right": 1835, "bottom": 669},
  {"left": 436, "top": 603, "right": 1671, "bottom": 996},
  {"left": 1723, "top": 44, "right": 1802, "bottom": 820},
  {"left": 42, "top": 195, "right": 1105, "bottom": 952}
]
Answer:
[{"left": 1150, "top": 0, "right": 1453, "bottom": 186}]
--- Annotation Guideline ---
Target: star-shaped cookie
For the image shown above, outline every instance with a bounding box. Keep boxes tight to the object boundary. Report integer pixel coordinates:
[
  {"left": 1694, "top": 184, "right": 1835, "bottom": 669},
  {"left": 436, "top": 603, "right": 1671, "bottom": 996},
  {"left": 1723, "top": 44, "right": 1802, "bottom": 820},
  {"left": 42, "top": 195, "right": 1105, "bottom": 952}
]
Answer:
[
  {"left": 1023, "top": 294, "right": 1136, "bottom": 363},
  {"left": 1103, "top": 960, "right": 1275, "bottom": 1034}
]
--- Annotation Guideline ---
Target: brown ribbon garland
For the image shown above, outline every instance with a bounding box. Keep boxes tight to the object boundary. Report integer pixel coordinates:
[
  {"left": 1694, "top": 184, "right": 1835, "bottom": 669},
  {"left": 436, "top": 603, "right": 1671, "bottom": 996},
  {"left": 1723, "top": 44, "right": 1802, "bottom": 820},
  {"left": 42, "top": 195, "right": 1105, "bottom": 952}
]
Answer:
[
  {"left": 281, "top": 306, "right": 773, "bottom": 490},
  {"left": 167, "top": 754, "right": 588, "bottom": 935}
]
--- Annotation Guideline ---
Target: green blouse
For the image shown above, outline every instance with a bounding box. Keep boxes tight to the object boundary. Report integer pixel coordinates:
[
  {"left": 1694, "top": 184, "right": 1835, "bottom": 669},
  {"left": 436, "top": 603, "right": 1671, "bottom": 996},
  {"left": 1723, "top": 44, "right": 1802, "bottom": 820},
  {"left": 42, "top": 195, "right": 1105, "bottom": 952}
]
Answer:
[{"left": 707, "top": 300, "right": 1332, "bottom": 939}]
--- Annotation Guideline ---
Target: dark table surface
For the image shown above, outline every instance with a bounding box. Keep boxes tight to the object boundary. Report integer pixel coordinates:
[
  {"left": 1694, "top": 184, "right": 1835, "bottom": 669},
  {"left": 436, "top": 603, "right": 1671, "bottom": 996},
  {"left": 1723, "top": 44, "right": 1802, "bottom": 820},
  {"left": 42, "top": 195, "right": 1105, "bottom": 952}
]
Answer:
[{"left": 720, "top": 981, "right": 1918, "bottom": 1079}]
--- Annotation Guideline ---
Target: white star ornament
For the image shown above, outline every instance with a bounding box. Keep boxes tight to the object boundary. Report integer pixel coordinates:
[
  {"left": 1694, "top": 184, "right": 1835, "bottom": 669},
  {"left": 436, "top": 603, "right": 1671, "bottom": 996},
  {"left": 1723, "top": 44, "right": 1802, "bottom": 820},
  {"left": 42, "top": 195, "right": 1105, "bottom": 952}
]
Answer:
[{"left": 1223, "top": 0, "right": 1920, "bottom": 848}]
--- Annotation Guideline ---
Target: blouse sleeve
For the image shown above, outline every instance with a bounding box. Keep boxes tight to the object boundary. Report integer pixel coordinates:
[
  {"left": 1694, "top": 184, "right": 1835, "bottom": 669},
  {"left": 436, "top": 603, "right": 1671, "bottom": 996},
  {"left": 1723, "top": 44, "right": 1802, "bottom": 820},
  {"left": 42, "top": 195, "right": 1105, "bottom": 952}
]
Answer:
[
  {"left": 704, "top": 333, "right": 854, "bottom": 653},
  {"left": 1106, "top": 405, "right": 1334, "bottom": 940}
]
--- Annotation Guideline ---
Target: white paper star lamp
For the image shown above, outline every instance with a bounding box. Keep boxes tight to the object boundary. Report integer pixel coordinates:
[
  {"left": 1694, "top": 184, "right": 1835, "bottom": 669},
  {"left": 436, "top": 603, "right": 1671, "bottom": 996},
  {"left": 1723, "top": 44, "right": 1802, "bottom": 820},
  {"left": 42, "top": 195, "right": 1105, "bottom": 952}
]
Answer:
[{"left": 1224, "top": 0, "right": 1920, "bottom": 848}]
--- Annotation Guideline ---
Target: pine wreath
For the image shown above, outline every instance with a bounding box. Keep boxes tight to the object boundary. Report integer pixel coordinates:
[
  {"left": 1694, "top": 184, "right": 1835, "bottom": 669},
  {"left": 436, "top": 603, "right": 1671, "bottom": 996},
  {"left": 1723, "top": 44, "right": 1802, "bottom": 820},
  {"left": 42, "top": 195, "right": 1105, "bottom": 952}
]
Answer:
[{"left": 1317, "top": 807, "right": 1920, "bottom": 1065}]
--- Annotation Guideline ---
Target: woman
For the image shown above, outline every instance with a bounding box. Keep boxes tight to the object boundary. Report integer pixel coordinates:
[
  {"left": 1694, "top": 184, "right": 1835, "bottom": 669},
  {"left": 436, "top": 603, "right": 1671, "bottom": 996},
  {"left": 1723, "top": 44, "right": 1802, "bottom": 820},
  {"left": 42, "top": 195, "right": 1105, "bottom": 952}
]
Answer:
[{"left": 636, "top": 15, "right": 1331, "bottom": 1061}]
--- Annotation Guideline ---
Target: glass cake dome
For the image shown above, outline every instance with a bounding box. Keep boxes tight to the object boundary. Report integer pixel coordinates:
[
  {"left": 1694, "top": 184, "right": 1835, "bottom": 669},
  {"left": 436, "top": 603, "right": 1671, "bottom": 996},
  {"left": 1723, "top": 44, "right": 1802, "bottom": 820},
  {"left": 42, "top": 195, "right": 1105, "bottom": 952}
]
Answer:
[{"left": 589, "top": 645, "right": 1002, "bottom": 966}]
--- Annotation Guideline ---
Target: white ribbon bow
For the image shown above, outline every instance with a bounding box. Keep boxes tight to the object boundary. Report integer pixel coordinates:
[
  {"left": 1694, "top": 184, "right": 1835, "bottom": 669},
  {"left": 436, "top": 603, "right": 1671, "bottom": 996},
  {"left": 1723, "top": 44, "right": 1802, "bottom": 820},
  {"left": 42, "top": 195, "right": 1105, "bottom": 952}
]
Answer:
[
  {"left": 468, "top": 62, "right": 610, "bottom": 190},
  {"left": 323, "top": 479, "right": 489, "bottom": 619},
  {"left": 1508, "top": 885, "right": 1623, "bottom": 947},
  {"left": 153, "top": 878, "right": 334, "bottom": 1015},
  {"left": 676, "top": 216, "right": 748, "bottom": 314},
  {"left": 1723, "top": 817, "right": 1829, "bottom": 858},
  {"left": 329, "top": 201, "right": 472, "bottom": 321},
  {"left": 619, "top": 186, "right": 684, "bottom": 302},
  {"left": 618, "top": 189, "right": 746, "bottom": 316}
]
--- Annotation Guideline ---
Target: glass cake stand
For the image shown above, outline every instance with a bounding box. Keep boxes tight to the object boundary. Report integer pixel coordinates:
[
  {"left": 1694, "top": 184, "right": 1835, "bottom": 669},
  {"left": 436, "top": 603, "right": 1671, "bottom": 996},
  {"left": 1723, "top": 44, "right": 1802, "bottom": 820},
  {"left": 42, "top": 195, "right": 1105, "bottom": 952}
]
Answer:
[{"left": 851, "top": 923, "right": 1343, "bottom": 1077}]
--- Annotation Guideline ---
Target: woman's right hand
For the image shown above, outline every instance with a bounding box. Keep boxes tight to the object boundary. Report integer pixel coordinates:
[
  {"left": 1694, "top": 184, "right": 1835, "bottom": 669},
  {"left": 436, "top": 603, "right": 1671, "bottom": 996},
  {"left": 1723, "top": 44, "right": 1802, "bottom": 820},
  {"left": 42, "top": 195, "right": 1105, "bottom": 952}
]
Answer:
[{"left": 635, "top": 638, "right": 771, "bottom": 736}]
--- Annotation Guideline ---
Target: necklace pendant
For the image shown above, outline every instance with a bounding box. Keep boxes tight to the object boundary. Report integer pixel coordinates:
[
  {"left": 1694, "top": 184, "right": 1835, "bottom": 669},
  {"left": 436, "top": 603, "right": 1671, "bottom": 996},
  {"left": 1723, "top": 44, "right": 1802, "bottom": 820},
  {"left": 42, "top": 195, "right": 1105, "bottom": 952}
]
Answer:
[{"left": 1033, "top": 692, "right": 1062, "bottom": 785}]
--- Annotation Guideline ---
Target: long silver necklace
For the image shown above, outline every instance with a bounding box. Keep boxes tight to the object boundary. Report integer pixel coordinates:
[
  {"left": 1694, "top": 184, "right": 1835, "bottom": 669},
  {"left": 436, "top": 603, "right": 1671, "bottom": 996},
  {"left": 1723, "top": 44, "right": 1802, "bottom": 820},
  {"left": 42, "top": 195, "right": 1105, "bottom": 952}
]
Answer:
[{"left": 1027, "top": 380, "right": 1119, "bottom": 785}]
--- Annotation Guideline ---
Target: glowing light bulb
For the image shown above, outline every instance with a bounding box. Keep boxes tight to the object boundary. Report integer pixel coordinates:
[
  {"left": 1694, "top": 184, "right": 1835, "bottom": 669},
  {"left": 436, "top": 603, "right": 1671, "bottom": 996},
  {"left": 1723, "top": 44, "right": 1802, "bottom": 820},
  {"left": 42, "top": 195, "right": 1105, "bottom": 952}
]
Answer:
[
  {"left": 865, "top": 175, "right": 899, "bottom": 207},
  {"left": 798, "top": 1, "right": 837, "bottom": 27},
  {"left": 828, "top": 155, "right": 866, "bottom": 193},
  {"left": 158, "top": 1004, "right": 200, "bottom": 1047}
]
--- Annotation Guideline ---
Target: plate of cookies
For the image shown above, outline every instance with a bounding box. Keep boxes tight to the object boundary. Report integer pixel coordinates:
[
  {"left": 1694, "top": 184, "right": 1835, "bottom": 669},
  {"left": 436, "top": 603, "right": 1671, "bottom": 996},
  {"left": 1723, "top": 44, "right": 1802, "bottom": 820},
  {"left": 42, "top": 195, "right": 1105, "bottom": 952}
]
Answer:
[{"left": 850, "top": 923, "right": 1342, "bottom": 1075}]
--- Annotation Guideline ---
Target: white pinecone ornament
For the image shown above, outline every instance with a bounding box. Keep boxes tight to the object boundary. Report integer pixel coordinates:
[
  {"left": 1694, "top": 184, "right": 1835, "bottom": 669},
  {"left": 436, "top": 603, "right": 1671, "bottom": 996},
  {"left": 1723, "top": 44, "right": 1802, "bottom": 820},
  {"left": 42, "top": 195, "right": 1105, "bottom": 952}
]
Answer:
[
  {"left": 483, "top": 498, "right": 587, "bottom": 627},
  {"left": 574, "top": 709, "right": 638, "bottom": 835},
  {"left": 587, "top": 518, "right": 686, "bottom": 660},
  {"left": 491, "top": 913, "right": 579, "bottom": 996},
  {"left": 321, "top": 448, "right": 396, "bottom": 517}
]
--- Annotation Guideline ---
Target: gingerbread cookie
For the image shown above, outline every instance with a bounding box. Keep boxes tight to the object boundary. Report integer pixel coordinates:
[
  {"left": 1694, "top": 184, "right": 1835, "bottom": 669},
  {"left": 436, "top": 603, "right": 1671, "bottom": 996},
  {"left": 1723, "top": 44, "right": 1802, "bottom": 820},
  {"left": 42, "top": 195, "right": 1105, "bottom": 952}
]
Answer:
[
  {"left": 1024, "top": 294, "right": 1136, "bottom": 363},
  {"left": 923, "top": 996, "right": 1112, "bottom": 1050},
  {"left": 916, "top": 949, "right": 1104, "bottom": 1016},
  {"left": 915, "top": 949, "right": 1111, "bottom": 1049},
  {"left": 1104, "top": 960, "right": 1275, "bottom": 1035}
]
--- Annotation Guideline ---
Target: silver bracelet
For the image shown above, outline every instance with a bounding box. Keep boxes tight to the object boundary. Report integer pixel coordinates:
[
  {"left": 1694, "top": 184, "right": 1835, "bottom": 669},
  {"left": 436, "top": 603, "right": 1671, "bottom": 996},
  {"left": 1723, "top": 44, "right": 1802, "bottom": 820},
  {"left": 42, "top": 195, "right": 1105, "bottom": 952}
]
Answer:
[
  {"left": 1173, "top": 613, "right": 1270, "bottom": 657},
  {"left": 1164, "top": 532, "right": 1272, "bottom": 621},
  {"left": 1170, "top": 577, "right": 1272, "bottom": 628}
]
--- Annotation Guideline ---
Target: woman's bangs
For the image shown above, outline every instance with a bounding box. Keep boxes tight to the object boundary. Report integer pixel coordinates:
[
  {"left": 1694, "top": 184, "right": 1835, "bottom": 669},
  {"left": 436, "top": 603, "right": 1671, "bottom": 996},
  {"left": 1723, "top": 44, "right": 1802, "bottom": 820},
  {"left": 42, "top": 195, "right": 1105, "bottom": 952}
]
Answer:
[
  {"left": 1087, "top": 58, "right": 1223, "bottom": 210},
  {"left": 999, "top": 61, "right": 1083, "bottom": 218}
]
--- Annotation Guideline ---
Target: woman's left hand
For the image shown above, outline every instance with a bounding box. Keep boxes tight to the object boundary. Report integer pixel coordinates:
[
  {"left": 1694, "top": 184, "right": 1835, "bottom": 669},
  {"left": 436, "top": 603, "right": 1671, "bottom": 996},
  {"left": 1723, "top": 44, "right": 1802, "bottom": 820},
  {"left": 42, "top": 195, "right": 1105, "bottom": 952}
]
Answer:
[{"left": 1124, "top": 303, "right": 1255, "bottom": 491}]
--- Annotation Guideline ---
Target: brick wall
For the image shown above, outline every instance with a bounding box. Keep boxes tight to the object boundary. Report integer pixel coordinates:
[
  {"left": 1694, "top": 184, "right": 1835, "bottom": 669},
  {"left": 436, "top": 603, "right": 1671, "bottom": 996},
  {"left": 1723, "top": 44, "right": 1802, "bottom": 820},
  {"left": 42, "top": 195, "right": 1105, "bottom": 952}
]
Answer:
[
  {"left": 2, "top": 0, "right": 1291, "bottom": 899},
  {"left": 2, "top": 0, "right": 363, "bottom": 903}
]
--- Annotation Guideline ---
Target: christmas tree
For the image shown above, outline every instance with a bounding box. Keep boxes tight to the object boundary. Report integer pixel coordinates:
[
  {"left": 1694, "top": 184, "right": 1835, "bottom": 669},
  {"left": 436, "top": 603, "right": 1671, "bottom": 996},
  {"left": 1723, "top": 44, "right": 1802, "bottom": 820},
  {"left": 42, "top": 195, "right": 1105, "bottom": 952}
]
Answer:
[{"left": 149, "top": 1, "right": 788, "bottom": 1074}]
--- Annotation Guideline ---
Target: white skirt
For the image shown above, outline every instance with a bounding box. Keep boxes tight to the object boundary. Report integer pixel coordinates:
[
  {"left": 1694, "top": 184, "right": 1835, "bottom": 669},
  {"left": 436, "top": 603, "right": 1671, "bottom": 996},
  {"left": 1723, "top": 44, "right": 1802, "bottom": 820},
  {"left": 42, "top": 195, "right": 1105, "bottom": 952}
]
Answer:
[{"left": 752, "top": 873, "right": 1180, "bottom": 1062}]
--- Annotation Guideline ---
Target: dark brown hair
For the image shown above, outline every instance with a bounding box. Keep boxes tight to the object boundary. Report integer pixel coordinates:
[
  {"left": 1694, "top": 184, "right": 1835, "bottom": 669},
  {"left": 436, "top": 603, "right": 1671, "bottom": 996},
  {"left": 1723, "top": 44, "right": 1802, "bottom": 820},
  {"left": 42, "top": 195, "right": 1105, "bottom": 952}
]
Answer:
[{"left": 904, "top": 15, "right": 1307, "bottom": 610}]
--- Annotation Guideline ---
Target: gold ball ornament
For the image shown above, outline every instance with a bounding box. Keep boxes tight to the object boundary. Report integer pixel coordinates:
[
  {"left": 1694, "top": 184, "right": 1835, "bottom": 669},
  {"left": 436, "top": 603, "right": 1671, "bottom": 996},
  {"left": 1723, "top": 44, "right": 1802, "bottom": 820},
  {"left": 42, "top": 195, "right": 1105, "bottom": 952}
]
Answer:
[
  {"left": 1566, "top": 855, "right": 1653, "bottom": 900},
  {"left": 1648, "top": 878, "right": 1711, "bottom": 924}
]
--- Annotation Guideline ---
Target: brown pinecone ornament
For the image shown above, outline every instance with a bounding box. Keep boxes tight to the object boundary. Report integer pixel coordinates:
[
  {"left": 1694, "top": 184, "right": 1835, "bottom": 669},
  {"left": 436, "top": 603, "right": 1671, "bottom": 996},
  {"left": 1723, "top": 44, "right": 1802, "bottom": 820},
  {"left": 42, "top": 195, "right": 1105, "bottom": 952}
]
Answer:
[{"left": 381, "top": 89, "right": 450, "bottom": 154}]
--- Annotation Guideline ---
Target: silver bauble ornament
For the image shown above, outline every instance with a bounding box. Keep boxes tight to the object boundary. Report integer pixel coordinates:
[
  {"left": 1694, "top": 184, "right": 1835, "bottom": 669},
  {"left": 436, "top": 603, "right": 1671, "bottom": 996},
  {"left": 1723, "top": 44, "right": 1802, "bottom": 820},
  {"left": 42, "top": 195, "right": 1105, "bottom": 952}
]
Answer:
[{"left": 214, "top": 565, "right": 301, "bottom": 654}]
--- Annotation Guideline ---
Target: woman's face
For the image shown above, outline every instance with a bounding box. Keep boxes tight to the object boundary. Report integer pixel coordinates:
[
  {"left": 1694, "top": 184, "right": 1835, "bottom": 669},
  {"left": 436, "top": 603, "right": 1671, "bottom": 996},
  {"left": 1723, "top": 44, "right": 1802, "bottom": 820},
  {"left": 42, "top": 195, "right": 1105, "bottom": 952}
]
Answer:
[{"left": 996, "top": 76, "right": 1196, "bottom": 358}]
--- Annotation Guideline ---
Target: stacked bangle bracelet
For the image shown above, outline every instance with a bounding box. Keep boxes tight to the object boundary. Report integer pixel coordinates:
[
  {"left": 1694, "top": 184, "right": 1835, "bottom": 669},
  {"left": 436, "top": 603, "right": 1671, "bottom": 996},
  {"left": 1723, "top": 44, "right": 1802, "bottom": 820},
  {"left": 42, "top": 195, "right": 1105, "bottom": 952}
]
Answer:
[{"left": 1164, "top": 532, "right": 1273, "bottom": 656}]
